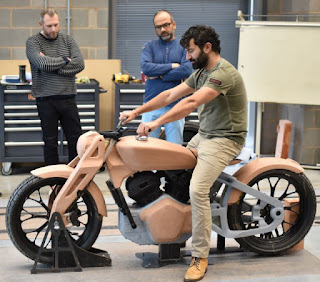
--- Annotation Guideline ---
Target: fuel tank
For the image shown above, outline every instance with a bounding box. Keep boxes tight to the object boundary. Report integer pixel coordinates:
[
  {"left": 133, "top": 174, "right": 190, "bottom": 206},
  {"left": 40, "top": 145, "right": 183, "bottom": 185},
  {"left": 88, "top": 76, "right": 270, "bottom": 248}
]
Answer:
[{"left": 116, "top": 136, "right": 197, "bottom": 171}]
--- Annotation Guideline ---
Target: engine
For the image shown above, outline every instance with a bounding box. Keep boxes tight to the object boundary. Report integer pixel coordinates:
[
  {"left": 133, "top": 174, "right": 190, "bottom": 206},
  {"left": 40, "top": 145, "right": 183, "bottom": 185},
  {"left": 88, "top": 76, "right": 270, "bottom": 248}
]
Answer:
[
  {"left": 125, "top": 170, "right": 192, "bottom": 206},
  {"left": 126, "top": 171, "right": 163, "bottom": 207},
  {"left": 163, "top": 170, "right": 192, "bottom": 204}
]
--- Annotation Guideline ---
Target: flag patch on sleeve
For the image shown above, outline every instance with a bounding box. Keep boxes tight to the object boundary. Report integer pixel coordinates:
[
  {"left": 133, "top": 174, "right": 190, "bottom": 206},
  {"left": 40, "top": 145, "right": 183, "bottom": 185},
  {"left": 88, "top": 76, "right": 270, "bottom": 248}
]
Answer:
[{"left": 209, "top": 78, "right": 221, "bottom": 85}]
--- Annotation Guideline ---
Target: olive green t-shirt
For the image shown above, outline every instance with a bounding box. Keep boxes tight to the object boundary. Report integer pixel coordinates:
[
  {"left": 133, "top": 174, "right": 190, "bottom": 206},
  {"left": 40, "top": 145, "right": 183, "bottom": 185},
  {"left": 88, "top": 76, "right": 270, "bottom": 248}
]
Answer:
[{"left": 185, "top": 58, "right": 247, "bottom": 145}]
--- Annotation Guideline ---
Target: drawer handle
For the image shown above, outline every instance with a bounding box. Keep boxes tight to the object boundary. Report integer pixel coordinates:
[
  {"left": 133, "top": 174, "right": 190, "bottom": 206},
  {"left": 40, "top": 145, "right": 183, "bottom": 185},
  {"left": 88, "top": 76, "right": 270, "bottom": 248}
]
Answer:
[{"left": 120, "top": 89, "right": 145, "bottom": 93}]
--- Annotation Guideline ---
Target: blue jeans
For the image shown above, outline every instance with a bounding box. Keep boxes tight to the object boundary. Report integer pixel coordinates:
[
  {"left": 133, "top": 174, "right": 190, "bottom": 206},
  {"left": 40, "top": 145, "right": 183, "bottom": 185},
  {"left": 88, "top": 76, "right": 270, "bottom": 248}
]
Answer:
[{"left": 141, "top": 106, "right": 185, "bottom": 145}]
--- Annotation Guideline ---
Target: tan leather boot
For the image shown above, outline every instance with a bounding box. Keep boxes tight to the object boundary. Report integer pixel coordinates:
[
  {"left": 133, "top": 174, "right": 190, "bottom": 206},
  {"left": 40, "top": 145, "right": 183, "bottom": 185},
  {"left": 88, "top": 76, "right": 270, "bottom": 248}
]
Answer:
[{"left": 184, "top": 257, "right": 208, "bottom": 282}]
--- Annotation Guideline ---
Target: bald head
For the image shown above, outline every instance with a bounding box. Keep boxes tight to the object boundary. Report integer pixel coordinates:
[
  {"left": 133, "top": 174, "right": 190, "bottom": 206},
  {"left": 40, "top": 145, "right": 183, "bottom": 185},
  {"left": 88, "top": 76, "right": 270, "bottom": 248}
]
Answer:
[{"left": 153, "top": 10, "right": 176, "bottom": 42}]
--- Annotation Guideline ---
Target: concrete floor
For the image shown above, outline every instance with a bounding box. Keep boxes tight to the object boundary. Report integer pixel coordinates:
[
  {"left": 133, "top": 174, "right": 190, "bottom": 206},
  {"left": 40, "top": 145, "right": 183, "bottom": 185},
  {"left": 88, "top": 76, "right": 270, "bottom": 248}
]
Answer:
[{"left": 0, "top": 164, "right": 320, "bottom": 281}]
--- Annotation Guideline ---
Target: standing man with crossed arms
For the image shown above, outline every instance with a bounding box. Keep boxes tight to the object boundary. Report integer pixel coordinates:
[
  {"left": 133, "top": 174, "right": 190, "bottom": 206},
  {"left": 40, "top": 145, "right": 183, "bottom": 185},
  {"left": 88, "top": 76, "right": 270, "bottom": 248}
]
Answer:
[
  {"left": 26, "top": 9, "right": 84, "bottom": 165},
  {"left": 140, "top": 10, "right": 192, "bottom": 144}
]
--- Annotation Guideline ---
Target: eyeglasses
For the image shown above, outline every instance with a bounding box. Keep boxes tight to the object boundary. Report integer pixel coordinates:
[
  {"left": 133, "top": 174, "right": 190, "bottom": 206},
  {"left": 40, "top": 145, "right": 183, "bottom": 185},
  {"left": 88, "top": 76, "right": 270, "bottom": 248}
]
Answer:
[{"left": 154, "top": 22, "right": 173, "bottom": 30}]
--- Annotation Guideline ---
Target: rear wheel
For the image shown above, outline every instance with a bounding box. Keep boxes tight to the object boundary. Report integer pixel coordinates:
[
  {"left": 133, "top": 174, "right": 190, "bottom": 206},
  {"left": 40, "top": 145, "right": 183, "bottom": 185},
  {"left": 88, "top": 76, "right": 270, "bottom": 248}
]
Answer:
[
  {"left": 228, "top": 169, "right": 316, "bottom": 255},
  {"left": 6, "top": 175, "right": 102, "bottom": 264}
]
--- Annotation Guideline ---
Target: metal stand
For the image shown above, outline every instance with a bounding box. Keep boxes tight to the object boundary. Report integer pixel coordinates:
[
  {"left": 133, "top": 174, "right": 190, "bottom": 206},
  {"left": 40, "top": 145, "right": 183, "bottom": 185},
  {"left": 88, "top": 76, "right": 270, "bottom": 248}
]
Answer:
[
  {"left": 135, "top": 236, "right": 243, "bottom": 269},
  {"left": 136, "top": 244, "right": 185, "bottom": 268},
  {"left": 217, "top": 235, "right": 226, "bottom": 251},
  {"left": 31, "top": 212, "right": 111, "bottom": 274}
]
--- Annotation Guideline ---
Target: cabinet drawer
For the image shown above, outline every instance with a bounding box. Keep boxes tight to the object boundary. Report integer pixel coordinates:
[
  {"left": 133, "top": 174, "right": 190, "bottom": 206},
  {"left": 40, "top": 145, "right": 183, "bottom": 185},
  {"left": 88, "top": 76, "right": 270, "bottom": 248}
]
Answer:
[
  {"left": 76, "top": 89, "right": 96, "bottom": 101},
  {"left": 5, "top": 131, "right": 43, "bottom": 142},
  {"left": 4, "top": 145, "right": 44, "bottom": 157},
  {"left": 119, "top": 91, "right": 144, "bottom": 103}
]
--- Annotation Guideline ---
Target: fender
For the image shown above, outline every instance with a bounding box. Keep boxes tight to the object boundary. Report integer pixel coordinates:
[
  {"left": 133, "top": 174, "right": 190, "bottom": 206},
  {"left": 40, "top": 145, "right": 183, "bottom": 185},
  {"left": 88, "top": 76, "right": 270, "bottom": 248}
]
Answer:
[
  {"left": 227, "top": 157, "right": 304, "bottom": 204},
  {"left": 31, "top": 165, "right": 107, "bottom": 217}
]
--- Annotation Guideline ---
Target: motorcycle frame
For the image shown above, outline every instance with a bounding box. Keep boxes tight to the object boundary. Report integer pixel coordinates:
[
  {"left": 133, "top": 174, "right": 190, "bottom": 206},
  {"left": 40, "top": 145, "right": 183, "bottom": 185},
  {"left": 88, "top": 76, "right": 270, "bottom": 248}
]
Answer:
[{"left": 31, "top": 131, "right": 304, "bottom": 239}]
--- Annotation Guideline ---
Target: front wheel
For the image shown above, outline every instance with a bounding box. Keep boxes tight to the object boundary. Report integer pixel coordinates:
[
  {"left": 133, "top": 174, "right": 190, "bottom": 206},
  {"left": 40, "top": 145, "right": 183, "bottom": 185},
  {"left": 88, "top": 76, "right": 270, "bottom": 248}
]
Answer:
[
  {"left": 228, "top": 170, "right": 316, "bottom": 255},
  {"left": 6, "top": 175, "right": 102, "bottom": 264}
]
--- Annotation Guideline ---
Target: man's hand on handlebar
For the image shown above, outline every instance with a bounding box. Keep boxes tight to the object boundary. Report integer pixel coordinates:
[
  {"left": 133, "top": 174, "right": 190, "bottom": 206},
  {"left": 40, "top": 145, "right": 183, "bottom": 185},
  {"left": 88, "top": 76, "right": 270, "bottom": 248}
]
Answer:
[
  {"left": 119, "top": 110, "right": 138, "bottom": 125},
  {"left": 137, "top": 121, "right": 158, "bottom": 137}
]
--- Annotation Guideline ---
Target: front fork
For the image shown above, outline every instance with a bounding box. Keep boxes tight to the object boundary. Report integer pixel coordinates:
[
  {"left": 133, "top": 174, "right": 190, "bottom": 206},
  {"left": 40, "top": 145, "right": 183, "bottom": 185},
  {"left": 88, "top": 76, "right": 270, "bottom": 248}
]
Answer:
[{"left": 106, "top": 181, "right": 137, "bottom": 228}]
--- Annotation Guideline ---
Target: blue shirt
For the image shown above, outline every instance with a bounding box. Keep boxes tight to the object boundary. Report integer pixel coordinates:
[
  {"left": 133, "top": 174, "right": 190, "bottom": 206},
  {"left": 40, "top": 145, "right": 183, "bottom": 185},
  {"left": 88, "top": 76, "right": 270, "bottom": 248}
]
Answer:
[{"left": 140, "top": 38, "right": 192, "bottom": 104}]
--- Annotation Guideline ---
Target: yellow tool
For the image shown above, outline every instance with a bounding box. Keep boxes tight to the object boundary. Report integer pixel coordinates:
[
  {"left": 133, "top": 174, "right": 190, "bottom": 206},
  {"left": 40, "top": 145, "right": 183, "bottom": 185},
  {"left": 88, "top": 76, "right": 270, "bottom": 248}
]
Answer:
[{"left": 112, "top": 73, "right": 130, "bottom": 83}]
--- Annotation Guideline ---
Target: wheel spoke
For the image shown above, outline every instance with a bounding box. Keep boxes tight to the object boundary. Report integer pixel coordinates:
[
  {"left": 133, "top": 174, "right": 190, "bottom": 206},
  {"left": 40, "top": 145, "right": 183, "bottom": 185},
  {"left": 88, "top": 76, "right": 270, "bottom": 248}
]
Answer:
[
  {"left": 21, "top": 208, "right": 35, "bottom": 218},
  {"left": 25, "top": 221, "right": 48, "bottom": 235},
  {"left": 282, "top": 220, "right": 293, "bottom": 227},
  {"left": 27, "top": 195, "right": 50, "bottom": 214},
  {"left": 21, "top": 208, "right": 48, "bottom": 222},
  {"left": 263, "top": 232, "right": 273, "bottom": 239},
  {"left": 69, "top": 231, "right": 80, "bottom": 239},
  {"left": 256, "top": 182, "right": 261, "bottom": 192},
  {"left": 285, "top": 191, "right": 297, "bottom": 198},
  {"left": 44, "top": 236, "right": 52, "bottom": 248},
  {"left": 33, "top": 229, "right": 41, "bottom": 243},
  {"left": 78, "top": 219, "right": 87, "bottom": 227},
  {"left": 274, "top": 228, "right": 281, "bottom": 237},
  {"left": 21, "top": 214, "right": 47, "bottom": 223},
  {"left": 284, "top": 205, "right": 299, "bottom": 216},
  {"left": 278, "top": 182, "right": 291, "bottom": 200},
  {"left": 77, "top": 198, "right": 85, "bottom": 205},
  {"left": 80, "top": 210, "right": 88, "bottom": 217},
  {"left": 267, "top": 177, "right": 279, "bottom": 197}
]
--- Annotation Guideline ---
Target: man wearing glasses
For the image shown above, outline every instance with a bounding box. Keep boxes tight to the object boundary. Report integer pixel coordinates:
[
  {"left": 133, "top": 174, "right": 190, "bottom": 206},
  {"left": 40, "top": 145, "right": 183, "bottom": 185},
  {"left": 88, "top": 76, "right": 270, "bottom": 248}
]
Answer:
[{"left": 140, "top": 10, "right": 192, "bottom": 145}]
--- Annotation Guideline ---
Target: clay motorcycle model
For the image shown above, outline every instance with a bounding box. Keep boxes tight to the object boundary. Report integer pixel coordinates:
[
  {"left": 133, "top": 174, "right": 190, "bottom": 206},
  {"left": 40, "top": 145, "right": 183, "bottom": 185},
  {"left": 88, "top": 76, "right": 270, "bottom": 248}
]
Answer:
[{"left": 6, "top": 121, "right": 317, "bottom": 265}]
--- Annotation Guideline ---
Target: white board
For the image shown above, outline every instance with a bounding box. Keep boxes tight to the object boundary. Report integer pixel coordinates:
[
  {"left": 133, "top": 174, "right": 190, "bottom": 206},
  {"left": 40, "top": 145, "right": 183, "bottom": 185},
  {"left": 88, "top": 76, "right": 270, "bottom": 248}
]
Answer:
[{"left": 236, "top": 21, "right": 320, "bottom": 105}]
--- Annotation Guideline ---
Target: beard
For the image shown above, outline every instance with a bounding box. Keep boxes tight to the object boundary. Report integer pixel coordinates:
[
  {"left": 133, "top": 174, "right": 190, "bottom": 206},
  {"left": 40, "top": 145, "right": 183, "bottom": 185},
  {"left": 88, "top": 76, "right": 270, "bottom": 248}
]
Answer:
[
  {"left": 43, "top": 30, "right": 59, "bottom": 40},
  {"left": 159, "top": 32, "right": 173, "bottom": 42},
  {"left": 190, "top": 50, "right": 209, "bottom": 69}
]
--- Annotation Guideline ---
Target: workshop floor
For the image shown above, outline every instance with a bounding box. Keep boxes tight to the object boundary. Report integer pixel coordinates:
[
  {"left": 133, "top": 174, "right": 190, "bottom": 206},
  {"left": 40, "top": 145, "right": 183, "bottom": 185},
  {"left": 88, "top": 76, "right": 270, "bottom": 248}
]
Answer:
[{"left": 0, "top": 165, "right": 320, "bottom": 281}]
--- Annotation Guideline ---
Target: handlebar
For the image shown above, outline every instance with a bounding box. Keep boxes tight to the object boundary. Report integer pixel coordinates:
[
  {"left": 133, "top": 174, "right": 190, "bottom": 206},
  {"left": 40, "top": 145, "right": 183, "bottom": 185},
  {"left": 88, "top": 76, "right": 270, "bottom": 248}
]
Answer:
[
  {"left": 99, "top": 118, "right": 148, "bottom": 141},
  {"left": 98, "top": 119, "right": 137, "bottom": 140},
  {"left": 117, "top": 118, "right": 127, "bottom": 129}
]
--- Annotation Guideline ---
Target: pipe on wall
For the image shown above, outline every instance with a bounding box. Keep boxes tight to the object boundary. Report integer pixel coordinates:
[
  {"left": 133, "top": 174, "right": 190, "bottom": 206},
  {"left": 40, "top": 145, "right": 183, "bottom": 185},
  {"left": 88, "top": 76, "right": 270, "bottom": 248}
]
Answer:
[
  {"left": 67, "top": 0, "right": 70, "bottom": 35},
  {"left": 44, "top": 0, "right": 71, "bottom": 35}
]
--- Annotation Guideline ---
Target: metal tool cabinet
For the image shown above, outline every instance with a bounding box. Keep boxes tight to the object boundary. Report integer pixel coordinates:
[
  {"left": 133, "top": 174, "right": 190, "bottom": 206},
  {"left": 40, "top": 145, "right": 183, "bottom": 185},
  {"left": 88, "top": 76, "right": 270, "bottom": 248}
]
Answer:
[
  {"left": 0, "top": 79, "right": 101, "bottom": 175},
  {"left": 114, "top": 83, "right": 199, "bottom": 128}
]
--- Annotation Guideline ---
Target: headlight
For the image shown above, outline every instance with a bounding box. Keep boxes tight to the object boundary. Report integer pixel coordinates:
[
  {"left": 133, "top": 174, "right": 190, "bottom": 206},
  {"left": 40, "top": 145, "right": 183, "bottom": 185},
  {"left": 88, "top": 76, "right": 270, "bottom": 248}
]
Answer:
[{"left": 76, "top": 131, "right": 100, "bottom": 158}]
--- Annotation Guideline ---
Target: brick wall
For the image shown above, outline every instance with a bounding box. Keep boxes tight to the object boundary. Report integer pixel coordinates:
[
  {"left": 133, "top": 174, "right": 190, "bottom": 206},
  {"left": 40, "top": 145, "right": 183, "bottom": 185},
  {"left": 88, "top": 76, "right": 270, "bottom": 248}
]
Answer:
[
  {"left": 261, "top": 0, "right": 320, "bottom": 165},
  {"left": 0, "top": 0, "right": 109, "bottom": 60}
]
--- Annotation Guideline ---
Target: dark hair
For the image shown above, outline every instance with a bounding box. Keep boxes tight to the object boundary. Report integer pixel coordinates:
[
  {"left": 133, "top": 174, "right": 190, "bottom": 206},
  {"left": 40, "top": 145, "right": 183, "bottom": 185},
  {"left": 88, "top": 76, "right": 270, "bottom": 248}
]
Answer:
[
  {"left": 153, "top": 10, "right": 174, "bottom": 23},
  {"left": 180, "top": 25, "right": 221, "bottom": 54}
]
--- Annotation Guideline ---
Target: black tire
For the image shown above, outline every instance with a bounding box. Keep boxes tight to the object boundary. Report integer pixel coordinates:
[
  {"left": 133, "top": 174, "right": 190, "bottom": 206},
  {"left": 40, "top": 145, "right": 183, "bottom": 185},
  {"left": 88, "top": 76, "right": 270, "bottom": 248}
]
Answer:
[
  {"left": 183, "top": 121, "right": 199, "bottom": 146},
  {"left": 228, "top": 169, "right": 316, "bottom": 255},
  {"left": 6, "top": 175, "right": 102, "bottom": 264}
]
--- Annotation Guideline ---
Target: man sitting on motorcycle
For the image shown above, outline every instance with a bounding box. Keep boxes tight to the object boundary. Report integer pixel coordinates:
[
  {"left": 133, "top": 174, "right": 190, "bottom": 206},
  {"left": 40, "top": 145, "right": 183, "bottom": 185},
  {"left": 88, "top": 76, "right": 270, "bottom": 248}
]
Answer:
[{"left": 120, "top": 24, "right": 248, "bottom": 282}]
